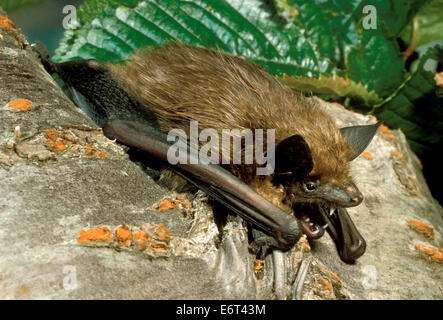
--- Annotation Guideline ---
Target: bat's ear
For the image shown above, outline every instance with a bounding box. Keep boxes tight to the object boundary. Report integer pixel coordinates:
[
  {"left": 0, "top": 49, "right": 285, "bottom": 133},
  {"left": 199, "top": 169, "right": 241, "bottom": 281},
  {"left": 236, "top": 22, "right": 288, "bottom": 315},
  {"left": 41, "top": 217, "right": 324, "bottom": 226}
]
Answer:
[
  {"left": 340, "top": 121, "right": 382, "bottom": 161},
  {"left": 274, "top": 134, "right": 313, "bottom": 180}
]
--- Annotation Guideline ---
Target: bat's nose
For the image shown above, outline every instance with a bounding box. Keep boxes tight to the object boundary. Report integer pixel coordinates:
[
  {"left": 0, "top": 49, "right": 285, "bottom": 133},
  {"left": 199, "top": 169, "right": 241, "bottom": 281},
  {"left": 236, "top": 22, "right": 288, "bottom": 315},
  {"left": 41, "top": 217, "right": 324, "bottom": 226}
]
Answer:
[
  {"left": 350, "top": 195, "right": 362, "bottom": 205},
  {"left": 321, "top": 182, "right": 364, "bottom": 207},
  {"left": 346, "top": 184, "right": 363, "bottom": 206}
]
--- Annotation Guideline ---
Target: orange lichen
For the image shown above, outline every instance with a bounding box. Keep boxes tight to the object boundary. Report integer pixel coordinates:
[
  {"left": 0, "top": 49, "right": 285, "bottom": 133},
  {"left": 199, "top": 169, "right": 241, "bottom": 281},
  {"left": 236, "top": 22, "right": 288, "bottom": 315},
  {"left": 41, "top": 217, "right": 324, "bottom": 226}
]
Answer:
[
  {"left": 391, "top": 151, "right": 400, "bottom": 157},
  {"left": 132, "top": 230, "right": 149, "bottom": 251},
  {"left": 157, "top": 199, "right": 176, "bottom": 211},
  {"left": 45, "top": 129, "right": 71, "bottom": 151},
  {"left": 149, "top": 242, "right": 168, "bottom": 252},
  {"left": 153, "top": 224, "right": 170, "bottom": 242},
  {"left": 96, "top": 150, "right": 107, "bottom": 158},
  {"left": 324, "top": 269, "right": 341, "bottom": 283},
  {"left": 391, "top": 151, "right": 406, "bottom": 162},
  {"left": 378, "top": 125, "right": 396, "bottom": 141},
  {"left": 70, "top": 145, "right": 79, "bottom": 152},
  {"left": 254, "top": 259, "right": 264, "bottom": 274},
  {"left": 415, "top": 243, "right": 443, "bottom": 262},
  {"left": 84, "top": 145, "right": 96, "bottom": 155},
  {"left": 379, "top": 125, "right": 389, "bottom": 133},
  {"left": 153, "top": 194, "right": 191, "bottom": 211},
  {"left": 416, "top": 158, "right": 423, "bottom": 169},
  {"left": 77, "top": 223, "right": 170, "bottom": 254},
  {"left": 320, "top": 278, "right": 333, "bottom": 292},
  {"left": 83, "top": 145, "right": 107, "bottom": 158},
  {"left": 45, "top": 129, "right": 58, "bottom": 141},
  {"left": 8, "top": 99, "right": 33, "bottom": 111},
  {"left": 132, "top": 231, "right": 148, "bottom": 241},
  {"left": 77, "top": 227, "right": 113, "bottom": 244},
  {"left": 132, "top": 224, "right": 170, "bottom": 253},
  {"left": 115, "top": 222, "right": 132, "bottom": 247},
  {"left": 55, "top": 140, "right": 69, "bottom": 151},
  {"left": 408, "top": 177, "right": 418, "bottom": 195},
  {"left": 0, "top": 16, "right": 16, "bottom": 31},
  {"left": 64, "top": 134, "right": 74, "bottom": 141},
  {"left": 407, "top": 221, "right": 434, "bottom": 238},
  {"left": 146, "top": 224, "right": 170, "bottom": 252},
  {"left": 362, "top": 151, "right": 373, "bottom": 159}
]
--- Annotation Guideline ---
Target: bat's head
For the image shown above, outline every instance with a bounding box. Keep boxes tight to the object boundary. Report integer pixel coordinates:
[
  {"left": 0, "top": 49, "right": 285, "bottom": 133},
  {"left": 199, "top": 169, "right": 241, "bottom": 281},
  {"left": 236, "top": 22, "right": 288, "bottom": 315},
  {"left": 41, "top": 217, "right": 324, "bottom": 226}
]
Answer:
[{"left": 272, "top": 121, "right": 381, "bottom": 263}]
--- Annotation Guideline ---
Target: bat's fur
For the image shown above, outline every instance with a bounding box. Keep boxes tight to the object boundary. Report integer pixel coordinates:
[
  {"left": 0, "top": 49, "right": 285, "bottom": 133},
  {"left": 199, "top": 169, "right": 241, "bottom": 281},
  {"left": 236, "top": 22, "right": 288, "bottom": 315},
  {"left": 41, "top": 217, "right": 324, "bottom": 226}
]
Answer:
[{"left": 108, "top": 43, "right": 355, "bottom": 212}]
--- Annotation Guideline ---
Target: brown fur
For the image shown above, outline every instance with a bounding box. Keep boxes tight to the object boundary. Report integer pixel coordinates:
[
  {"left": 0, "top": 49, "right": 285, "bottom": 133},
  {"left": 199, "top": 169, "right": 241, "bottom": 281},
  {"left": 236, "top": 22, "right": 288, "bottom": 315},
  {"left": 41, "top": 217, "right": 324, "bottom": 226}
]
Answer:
[{"left": 108, "top": 43, "right": 355, "bottom": 208}]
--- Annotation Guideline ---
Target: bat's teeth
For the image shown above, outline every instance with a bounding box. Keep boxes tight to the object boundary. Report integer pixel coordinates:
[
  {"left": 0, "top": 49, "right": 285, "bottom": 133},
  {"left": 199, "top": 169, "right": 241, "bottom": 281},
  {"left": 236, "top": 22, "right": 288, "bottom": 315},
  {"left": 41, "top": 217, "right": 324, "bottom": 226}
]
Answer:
[
  {"left": 322, "top": 223, "right": 329, "bottom": 230},
  {"left": 329, "top": 206, "right": 336, "bottom": 217}
]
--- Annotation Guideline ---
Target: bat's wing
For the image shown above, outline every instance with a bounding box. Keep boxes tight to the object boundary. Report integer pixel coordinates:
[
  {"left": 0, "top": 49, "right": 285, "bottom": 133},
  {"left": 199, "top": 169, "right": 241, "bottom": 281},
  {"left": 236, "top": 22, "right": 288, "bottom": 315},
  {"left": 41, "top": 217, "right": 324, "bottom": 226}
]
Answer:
[
  {"left": 103, "top": 120, "right": 301, "bottom": 249},
  {"left": 32, "top": 42, "right": 301, "bottom": 250}
]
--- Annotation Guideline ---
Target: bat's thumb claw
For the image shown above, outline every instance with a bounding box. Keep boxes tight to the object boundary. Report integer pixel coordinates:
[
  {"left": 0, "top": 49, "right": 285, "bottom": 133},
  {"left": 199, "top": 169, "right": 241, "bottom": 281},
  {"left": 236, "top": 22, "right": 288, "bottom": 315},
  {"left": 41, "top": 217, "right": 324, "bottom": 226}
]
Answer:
[{"left": 31, "top": 41, "right": 58, "bottom": 75}]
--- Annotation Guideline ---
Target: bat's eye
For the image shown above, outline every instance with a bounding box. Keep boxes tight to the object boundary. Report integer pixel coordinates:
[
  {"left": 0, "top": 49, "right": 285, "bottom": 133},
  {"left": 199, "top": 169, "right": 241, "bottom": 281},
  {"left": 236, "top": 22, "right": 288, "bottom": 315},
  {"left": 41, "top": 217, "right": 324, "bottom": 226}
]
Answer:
[{"left": 303, "top": 182, "right": 316, "bottom": 192}]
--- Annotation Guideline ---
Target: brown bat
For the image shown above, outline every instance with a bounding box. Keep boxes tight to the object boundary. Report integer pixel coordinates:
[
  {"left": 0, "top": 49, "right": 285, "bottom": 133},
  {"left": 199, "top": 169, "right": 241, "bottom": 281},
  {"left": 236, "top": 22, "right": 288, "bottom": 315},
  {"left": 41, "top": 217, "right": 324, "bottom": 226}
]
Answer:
[{"left": 33, "top": 42, "right": 380, "bottom": 264}]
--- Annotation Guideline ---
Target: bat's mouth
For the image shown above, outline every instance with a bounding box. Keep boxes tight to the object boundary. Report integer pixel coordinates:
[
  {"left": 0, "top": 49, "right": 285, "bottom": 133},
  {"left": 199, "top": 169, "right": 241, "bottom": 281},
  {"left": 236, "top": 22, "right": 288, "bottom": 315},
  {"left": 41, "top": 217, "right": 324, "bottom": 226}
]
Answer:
[{"left": 294, "top": 205, "right": 366, "bottom": 263}]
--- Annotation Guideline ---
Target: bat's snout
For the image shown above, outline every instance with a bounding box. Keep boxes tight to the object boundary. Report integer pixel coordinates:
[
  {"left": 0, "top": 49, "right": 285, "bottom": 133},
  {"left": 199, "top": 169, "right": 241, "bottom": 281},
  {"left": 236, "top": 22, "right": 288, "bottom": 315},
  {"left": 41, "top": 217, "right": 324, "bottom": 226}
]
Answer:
[
  {"left": 316, "top": 182, "right": 363, "bottom": 208},
  {"left": 345, "top": 183, "right": 363, "bottom": 207}
]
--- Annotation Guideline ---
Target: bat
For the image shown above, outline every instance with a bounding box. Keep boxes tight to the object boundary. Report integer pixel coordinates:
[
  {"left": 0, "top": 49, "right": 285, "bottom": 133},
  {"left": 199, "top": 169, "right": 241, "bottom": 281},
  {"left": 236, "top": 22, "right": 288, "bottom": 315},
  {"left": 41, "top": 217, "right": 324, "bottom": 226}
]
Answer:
[{"left": 32, "top": 42, "right": 380, "bottom": 269}]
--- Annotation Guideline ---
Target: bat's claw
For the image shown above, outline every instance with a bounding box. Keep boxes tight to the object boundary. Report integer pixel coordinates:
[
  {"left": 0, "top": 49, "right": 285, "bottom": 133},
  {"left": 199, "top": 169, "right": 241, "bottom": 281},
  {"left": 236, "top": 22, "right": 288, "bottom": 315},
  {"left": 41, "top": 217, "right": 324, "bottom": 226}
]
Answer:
[
  {"left": 250, "top": 228, "right": 282, "bottom": 258},
  {"left": 272, "top": 250, "right": 287, "bottom": 300},
  {"left": 291, "top": 256, "right": 312, "bottom": 300},
  {"left": 250, "top": 228, "right": 289, "bottom": 300}
]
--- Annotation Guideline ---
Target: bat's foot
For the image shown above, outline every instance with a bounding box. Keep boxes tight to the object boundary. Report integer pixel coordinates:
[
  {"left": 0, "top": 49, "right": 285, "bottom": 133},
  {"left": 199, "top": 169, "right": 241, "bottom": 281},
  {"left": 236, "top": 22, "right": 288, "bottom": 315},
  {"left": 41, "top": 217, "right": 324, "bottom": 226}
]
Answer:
[
  {"left": 272, "top": 250, "right": 287, "bottom": 300},
  {"left": 249, "top": 228, "right": 290, "bottom": 300},
  {"left": 249, "top": 228, "right": 281, "bottom": 258},
  {"left": 291, "top": 256, "right": 312, "bottom": 300}
]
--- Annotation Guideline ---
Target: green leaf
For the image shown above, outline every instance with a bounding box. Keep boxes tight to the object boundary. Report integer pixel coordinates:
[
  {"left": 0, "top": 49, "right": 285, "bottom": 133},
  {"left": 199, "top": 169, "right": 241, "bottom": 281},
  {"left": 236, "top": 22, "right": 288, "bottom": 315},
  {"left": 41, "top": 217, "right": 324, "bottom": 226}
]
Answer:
[
  {"left": 400, "top": 0, "right": 443, "bottom": 48},
  {"left": 55, "top": 0, "right": 431, "bottom": 101},
  {"left": 54, "top": 0, "right": 339, "bottom": 79},
  {"left": 373, "top": 0, "right": 429, "bottom": 38},
  {"left": 0, "top": 0, "right": 44, "bottom": 13},
  {"left": 373, "top": 45, "right": 443, "bottom": 155},
  {"left": 281, "top": 0, "right": 426, "bottom": 98},
  {"left": 280, "top": 74, "right": 382, "bottom": 106},
  {"left": 346, "top": 28, "right": 405, "bottom": 98},
  {"left": 279, "top": 0, "right": 362, "bottom": 68}
]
